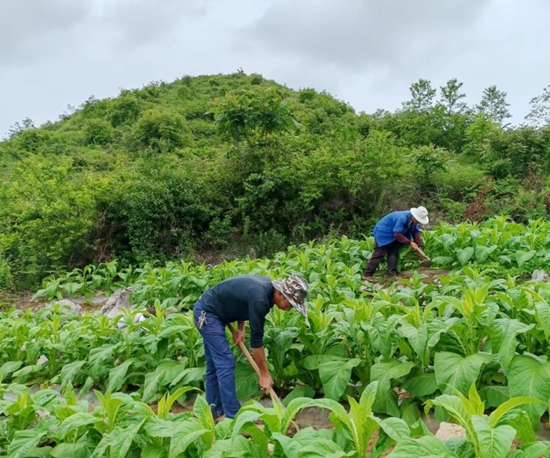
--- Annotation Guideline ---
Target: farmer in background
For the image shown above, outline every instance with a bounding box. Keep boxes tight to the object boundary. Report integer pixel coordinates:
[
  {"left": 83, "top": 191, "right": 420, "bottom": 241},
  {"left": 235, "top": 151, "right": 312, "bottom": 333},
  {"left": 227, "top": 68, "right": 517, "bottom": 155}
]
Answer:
[
  {"left": 363, "top": 206, "right": 429, "bottom": 279},
  {"left": 193, "top": 275, "right": 309, "bottom": 421}
]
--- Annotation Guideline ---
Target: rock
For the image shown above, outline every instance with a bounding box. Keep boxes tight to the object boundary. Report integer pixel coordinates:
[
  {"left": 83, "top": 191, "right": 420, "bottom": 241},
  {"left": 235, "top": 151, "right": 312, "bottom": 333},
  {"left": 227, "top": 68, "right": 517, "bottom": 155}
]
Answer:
[
  {"left": 50, "top": 299, "right": 83, "bottom": 315},
  {"left": 435, "top": 422, "right": 467, "bottom": 441},
  {"left": 100, "top": 287, "right": 135, "bottom": 318},
  {"left": 294, "top": 406, "right": 334, "bottom": 430},
  {"left": 532, "top": 269, "right": 549, "bottom": 282}
]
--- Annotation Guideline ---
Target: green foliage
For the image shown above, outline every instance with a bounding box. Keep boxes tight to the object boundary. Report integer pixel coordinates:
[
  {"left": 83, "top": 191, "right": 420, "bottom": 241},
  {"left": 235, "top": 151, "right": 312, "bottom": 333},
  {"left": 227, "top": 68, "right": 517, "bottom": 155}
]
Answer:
[
  {"left": 0, "top": 72, "right": 549, "bottom": 288},
  {"left": 131, "top": 109, "right": 189, "bottom": 153}
]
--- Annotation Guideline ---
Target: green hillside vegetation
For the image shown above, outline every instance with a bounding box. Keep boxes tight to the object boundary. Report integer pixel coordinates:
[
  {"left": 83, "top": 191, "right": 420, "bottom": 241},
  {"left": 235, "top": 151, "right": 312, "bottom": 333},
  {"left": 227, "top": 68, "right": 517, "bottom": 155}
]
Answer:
[{"left": 0, "top": 72, "right": 549, "bottom": 288}]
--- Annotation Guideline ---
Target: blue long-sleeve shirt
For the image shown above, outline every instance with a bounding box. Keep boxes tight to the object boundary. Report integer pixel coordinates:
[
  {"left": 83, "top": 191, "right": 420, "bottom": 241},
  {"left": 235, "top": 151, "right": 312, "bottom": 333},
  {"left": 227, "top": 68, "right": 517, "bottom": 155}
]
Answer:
[
  {"left": 372, "top": 210, "right": 421, "bottom": 247},
  {"left": 200, "top": 275, "right": 274, "bottom": 348}
]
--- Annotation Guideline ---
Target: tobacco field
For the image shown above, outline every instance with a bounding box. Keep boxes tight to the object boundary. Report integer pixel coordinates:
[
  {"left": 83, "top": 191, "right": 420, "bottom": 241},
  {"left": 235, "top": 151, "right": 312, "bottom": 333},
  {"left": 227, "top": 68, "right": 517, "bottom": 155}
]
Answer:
[{"left": 2, "top": 217, "right": 550, "bottom": 457}]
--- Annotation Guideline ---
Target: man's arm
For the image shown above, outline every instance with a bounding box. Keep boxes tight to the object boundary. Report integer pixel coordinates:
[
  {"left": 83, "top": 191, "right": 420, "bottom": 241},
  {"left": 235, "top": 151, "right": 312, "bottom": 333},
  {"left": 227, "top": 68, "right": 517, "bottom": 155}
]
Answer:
[
  {"left": 233, "top": 321, "right": 245, "bottom": 345},
  {"left": 251, "top": 346, "right": 274, "bottom": 393}
]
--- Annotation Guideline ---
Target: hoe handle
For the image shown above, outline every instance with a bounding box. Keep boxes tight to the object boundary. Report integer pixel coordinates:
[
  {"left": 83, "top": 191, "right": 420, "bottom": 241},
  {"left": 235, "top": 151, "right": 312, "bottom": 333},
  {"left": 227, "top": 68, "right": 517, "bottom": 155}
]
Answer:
[
  {"left": 414, "top": 246, "right": 430, "bottom": 260},
  {"left": 228, "top": 323, "right": 281, "bottom": 405}
]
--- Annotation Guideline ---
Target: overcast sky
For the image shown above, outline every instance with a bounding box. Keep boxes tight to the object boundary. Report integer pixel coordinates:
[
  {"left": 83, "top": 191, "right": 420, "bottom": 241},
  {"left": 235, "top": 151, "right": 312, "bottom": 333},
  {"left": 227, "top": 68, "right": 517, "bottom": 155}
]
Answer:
[{"left": 1, "top": 0, "right": 549, "bottom": 138}]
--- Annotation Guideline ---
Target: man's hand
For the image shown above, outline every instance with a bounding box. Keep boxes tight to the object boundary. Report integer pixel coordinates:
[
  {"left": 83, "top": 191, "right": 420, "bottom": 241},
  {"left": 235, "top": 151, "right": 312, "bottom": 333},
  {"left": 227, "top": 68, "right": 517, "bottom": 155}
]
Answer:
[
  {"left": 232, "top": 329, "right": 245, "bottom": 346},
  {"left": 259, "top": 373, "right": 274, "bottom": 394},
  {"left": 410, "top": 241, "right": 419, "bottom": 252}
]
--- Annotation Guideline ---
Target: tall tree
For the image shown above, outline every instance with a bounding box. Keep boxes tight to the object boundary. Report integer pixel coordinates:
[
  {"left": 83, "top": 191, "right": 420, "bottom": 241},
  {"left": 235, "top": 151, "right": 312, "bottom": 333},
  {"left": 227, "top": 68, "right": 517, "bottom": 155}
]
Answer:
[
  {"left": 439, "top": 78, "right": 468, "bottom": 115},
  {"left": 402, "top": 79, "right": 436, "bottom": 112},
  {"left": 525, "top": 85, "right": 550, "bottom": 127},
  {"left": 476, "top": 85, "right": 511, "bottom": 123}
]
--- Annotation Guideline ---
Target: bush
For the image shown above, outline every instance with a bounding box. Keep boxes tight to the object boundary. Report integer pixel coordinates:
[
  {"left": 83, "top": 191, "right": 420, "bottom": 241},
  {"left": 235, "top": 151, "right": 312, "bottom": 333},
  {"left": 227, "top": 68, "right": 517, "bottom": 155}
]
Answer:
[
  {"left": 0, "top": 255, "right": 13, "bottom": 290},
  {"left": 83, "top": 119, "right": 114, "bottom": 145},
  {"left": 131, "top": 109, "right": 189, "bottom": 153}
]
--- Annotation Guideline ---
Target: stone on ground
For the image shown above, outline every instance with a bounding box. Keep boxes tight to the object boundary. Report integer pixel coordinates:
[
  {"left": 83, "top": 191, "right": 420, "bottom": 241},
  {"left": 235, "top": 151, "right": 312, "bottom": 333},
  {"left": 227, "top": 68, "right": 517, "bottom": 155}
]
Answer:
[{"left": 435, "top": 422, "right": 467, "bottom": 440}]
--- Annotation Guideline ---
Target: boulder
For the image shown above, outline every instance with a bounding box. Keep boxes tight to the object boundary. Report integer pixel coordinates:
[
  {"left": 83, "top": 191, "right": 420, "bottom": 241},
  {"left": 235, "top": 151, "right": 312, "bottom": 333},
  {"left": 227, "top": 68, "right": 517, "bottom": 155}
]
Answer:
[
  {"left": 435, "top": 422, "right": 467, "bottom": 441},
  {"left": 100, "top": 287, "right": 135, "bottom": 318},
  {"left": 50, "top": 299, "right": 83, "bottom": 315},
  {"left": 532, "top": 269, "right": 549, "bottom": 282}
]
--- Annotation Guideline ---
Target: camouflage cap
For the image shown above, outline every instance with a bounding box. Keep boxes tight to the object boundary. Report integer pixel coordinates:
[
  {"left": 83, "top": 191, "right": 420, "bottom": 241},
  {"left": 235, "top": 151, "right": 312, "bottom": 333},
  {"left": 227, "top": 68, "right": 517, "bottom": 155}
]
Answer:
[{"left": 272, "top": 275, "right": 309, "bottom": 317}]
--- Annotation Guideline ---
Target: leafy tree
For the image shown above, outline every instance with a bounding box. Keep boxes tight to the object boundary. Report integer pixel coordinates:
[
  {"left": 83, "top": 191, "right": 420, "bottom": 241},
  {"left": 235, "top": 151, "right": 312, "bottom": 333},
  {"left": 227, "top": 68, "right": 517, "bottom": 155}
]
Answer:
[
  {"left": 476, "top": 85, "right": 511, "bottom": 123},
  {"left": 131, "top": 109, "right": 188, "bottom": 153},
  {"left": 439, "top": 78, "right": 468, "bottom": 115},
  {"left": 402, "top": 79, "right": 437, "bottom": 112},
  {"left": 525, "top": 85, "right": 550, "bottom": 127}
]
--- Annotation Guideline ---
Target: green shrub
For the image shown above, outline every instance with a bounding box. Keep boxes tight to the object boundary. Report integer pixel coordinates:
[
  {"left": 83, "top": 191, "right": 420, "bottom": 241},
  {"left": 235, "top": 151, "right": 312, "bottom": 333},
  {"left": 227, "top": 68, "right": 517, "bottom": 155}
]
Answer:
[
  {"left": 83, "top": 118, "right": 114, "bottom": 145},
  {"left": 131, "top": 109, "right": 189, "bottom": 153},
  {"left": 0, "top": 254, "right": 13, "bottom": 290}
]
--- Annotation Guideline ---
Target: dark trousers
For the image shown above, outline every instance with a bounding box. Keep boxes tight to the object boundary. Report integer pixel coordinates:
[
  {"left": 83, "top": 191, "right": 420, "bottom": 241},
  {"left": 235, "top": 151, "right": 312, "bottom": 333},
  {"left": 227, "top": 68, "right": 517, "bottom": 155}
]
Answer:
[
  {"left": 364, "top": 241, "right": 401, "bottom": 277},
  {"left": 193, "top": 300, "right": 241, "bottom": 418}
]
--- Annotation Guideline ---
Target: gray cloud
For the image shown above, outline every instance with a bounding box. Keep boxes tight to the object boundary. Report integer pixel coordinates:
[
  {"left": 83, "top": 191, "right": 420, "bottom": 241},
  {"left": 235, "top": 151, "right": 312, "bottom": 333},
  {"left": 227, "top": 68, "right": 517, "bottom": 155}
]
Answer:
[
  {"left": 0, "top": 0, "right": 549, "bottom": 138},
  {"left": 242, "top": 0, "right": 491, "bottom": 72},
  {"left": 102, "top": 0, "right": 213, "bottom": 49},
  {"left": 0, "top": 0, "right": 92, "bottom": 66}
]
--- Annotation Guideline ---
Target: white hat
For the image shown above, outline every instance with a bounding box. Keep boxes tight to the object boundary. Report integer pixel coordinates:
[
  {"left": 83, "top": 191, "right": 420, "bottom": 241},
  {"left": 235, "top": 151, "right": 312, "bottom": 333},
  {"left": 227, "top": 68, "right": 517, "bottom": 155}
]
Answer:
[{"left": 410, "top": 206, "right": 429, "bottom": 225}]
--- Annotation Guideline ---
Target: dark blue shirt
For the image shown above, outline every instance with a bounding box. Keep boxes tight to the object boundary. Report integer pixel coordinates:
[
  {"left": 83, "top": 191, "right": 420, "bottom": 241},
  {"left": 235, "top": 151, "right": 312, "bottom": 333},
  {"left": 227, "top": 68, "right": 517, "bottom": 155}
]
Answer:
[
  {"left": 200, "top": 275, "right": 274, "bottom": 348},
  {"left": 373, "top": 210, "right": 420, "bottom": 247}
]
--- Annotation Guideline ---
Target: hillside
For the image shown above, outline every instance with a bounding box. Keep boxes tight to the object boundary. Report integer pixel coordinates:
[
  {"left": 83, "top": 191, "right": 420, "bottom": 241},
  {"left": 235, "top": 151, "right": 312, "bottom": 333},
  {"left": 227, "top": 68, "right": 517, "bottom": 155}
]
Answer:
[{"left": 0, "top": 72, "right": 549, "bottom": 288}]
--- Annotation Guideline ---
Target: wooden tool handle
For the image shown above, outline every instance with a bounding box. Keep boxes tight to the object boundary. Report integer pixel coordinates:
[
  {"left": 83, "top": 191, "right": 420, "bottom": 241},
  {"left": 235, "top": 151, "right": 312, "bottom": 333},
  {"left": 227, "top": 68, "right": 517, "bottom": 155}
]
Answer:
[
  {"left": 414, "top": 246, "right": 430, "bottom": 260},
  {"left": 228, "top": 323, "right": 281, "bottom": 404}
]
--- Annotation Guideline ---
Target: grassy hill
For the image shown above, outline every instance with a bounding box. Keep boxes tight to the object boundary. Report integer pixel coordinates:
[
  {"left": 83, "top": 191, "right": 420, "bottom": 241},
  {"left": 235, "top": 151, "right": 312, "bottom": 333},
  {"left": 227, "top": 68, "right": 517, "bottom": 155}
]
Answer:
[{"left": 0, "top": 72, "right": 549, "bottom": 288}]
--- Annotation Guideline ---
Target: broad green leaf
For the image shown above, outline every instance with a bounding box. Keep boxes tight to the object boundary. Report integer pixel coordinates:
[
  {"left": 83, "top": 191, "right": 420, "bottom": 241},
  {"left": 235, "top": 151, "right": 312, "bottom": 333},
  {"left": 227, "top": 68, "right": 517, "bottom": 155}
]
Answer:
[
  {"left": 234, "top": 361, "right": 260, "bottom": 399},
  {"left": 145, "top": 417, "right": 186, "bottom": 438},
  {"left": 428, "top": 394, "right": 474, "bottom": 439},
  {"left": 12, "top": 364, "right": 43, "bottom": 381},
  {"left": 318, "top": 358, "right": 361, "bottom": 400},
  {"left": 106, "top": 360, "right": 133, "bottom": 393},
  {"left": 59, "top": 360, "right": 87, "bottom": 388},
  {"left": 141, "top": 445, "right": 169, "bottom": 458},
  {"left": 51, "top": 440, "right": 101, "bottom": 458},
  {"left": 193, "top": 395, "right": 215, "bottom": 448},
  {"left": 475, "top": 245, "right": 490, "bottom": 263},
  {"left": 456, "top": 247, "right": 474, "bottom": 266},
  {"left": 7, "top": 430, "right": 46, "bottom": 458},
  {"left": 515, "top": 250, "right": 536, "bottom": 267},
  {"left": 283, "top": 386, "right": 315, "bottom": 406},
  {"left": 59, "top": 412, "right": 99, "bottom": 437},
  {"left": 535, "top": 302, "right": 550, "bottom": 340},
  {"left": 500, "top": 409, "right": 536, "bottom": 444},
  {"left": 488, "top": 396, "right": 546, "bottom": 427},
  {"left": 386, "top": 435, "right": 451, "bottom": 458},
  {"left": 479, "top": 386, "right": 509, "bottom": 408},
  {"left": 431, "top": 256, "right": 455, "bottom": 266},
  {"left": 0, "top": 361, "right": 23, "bottom": 379},
  {"left": 283, "top": 398, "right": 322, "bottom": 433},
  {"left": 434, "top": 352, "right": 491, "bottom": 394},
  {"left": 444, "top": 437, "right": 475, "bottom": 458},
  {"left": 490, "top": 319, "right": 534, "bottom": 371},
  {"left": 377, "top": 417, "right": 410, "bottom": 441},
  {"left": 371, "top": 360, "right": 415, "bottom": 416},
  {"left": 402, "top": 373, "right": 438, "bottom": 397},
  {"left": 471, "top": 415, "right": 515, "bottom": 458},
  {"left": 90, "top": 420, "right": 144, "bottom": 458},
  {"left": 508, "top": 355, "right": 550, "bottom": 429},
  {"left": 510, "top": 441, "right": 550, "bottom": 458},
  {"left": 297, "top": 438, "right": 353, "bottom": 457},
  {"left": 169, "top": 418, "right": 209, "bottom": 458}
]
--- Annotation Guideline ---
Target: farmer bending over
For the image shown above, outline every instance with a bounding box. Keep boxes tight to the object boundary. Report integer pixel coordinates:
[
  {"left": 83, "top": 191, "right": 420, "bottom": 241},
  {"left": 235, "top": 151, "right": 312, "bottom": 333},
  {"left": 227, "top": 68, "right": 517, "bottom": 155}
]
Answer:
[
  {"left": 363, "top": 206, "right": 429, "bottom": 279},
  {"left": 193, "top": 275, "right": 309, "bottom": 420}
]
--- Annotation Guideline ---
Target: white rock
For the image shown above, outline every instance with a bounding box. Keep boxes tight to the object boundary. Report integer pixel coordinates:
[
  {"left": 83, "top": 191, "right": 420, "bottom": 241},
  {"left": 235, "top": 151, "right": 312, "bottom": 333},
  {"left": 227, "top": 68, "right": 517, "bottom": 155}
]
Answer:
[
  {"left": 50, "top": 299, "right": 83, "bottom": 315},
  {"left": 100, "top": 287, "right": 135, "bottom": 318},
  {"left": 435, "top": 422, "right": 467, "bottom": 441},
  {"left": 532, "top": 269, "right": 549, "bottom": 282}
]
